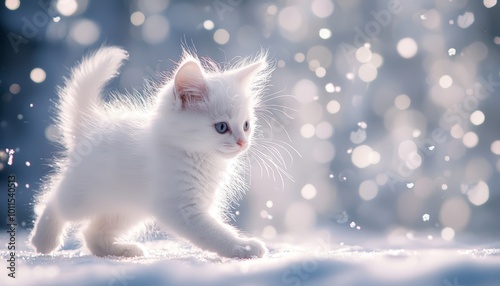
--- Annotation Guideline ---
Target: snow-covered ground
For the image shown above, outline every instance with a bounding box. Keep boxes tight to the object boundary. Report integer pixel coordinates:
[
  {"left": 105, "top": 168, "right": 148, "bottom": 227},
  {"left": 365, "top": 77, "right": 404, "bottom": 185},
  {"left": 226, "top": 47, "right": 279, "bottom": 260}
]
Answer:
[{"left": 2, "top": 230, "right": 500, "bottom": 286}]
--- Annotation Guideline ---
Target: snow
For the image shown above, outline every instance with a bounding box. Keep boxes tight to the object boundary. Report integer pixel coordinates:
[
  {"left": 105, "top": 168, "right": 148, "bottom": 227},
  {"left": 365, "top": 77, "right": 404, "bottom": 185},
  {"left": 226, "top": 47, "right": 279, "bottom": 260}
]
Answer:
[{"left": 2, "top": 230, "right": 500, "bottom": 286}]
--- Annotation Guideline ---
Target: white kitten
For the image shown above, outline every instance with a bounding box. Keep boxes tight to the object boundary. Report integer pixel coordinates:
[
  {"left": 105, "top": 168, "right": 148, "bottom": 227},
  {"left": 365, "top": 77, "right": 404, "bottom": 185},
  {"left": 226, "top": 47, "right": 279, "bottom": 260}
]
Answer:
[{"left": 30, "top": 46, "right": 273, "bottom": 258}]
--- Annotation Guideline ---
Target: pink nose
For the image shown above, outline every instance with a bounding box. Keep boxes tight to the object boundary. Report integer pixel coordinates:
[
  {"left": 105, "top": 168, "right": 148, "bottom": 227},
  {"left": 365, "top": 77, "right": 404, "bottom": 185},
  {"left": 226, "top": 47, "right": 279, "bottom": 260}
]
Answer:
[{"left": 237, "top": 140, "right": 247, "bottom": 147}]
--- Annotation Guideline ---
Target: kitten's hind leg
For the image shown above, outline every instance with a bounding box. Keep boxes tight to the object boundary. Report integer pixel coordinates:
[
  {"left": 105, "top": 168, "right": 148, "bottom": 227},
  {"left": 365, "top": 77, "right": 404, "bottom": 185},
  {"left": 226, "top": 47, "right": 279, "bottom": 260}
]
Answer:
[
  {"left": 83, "top": 215, "right": 144, "bottom": 257},
  {"left": 30, "top": 202, "right": 67, "bottom": 254}
]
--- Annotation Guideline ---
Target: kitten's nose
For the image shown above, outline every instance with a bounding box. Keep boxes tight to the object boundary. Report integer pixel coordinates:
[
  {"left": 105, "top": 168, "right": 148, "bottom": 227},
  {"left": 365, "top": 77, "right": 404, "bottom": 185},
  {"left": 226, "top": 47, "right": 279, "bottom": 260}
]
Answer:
[{"left": 236, "top": 140, "right": 247, "bottom": 147}]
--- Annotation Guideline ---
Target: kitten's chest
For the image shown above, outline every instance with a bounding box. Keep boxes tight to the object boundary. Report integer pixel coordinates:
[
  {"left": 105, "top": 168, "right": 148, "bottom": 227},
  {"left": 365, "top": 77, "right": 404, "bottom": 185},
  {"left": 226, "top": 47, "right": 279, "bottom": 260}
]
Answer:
[{"left": 188, "top": 158, "right": 226, "bottom": 191}]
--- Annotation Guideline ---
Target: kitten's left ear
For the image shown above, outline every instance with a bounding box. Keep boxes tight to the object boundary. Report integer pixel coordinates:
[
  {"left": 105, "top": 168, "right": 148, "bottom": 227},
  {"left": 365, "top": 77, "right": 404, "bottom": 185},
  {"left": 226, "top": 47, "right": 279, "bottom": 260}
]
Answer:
[
  {"left": 174, "top": 60, "right": 207, "bottom": 109},
  {"left": 233, "top": 60, "right": 268, "bottom": 88}
]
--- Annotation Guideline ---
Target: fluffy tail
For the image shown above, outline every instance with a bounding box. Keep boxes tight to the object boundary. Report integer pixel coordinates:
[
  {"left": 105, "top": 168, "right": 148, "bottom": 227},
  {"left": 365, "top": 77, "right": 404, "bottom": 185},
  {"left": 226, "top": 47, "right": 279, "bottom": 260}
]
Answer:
[{"left": 57, "top": 46, "right": 128, "bottom": 150}]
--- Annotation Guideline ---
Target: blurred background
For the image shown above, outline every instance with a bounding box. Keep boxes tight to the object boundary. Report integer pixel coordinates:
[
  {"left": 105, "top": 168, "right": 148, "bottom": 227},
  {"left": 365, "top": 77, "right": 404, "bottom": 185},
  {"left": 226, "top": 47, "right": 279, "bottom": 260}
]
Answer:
[{"left": 1, "top": 0, "right": 500, "bottom": 247}]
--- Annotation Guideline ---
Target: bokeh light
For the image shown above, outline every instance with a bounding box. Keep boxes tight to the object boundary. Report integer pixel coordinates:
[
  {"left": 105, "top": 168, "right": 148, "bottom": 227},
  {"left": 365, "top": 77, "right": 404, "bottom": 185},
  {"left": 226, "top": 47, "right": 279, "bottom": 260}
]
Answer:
[
  {"left": 311, "top": 0, "right": 334, "bottom": 18},
  {"left": 130, "top": 11, "right": 145, "bottom": 26},
  {"left": 142, "top": 15, "right": 169, "bottom": 44},
  {"left": 397, "top": 37, "right": 418, "bottom": 58},
  {"left": 70, "top": 19, "right": 100, "bottom": 45},
  {"left": 30, "top": 68, "right": 46, "bottom": 83},
  {"left": 56, "top": 0, "right": 78, "bottom": 17},
  {"left": 5, "top": 0, "right": 19, "bottom": 10}
]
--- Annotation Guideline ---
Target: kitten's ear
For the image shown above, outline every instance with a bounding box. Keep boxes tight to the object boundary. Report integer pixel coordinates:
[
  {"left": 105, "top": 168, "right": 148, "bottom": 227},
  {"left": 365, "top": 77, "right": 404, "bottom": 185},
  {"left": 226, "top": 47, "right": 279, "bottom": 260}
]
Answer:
[
  {"left": 233, "top": 60, "right": 268, "bottom": 88},
  {"left": 174, "top": 61, "right": 207, "bottom": 109}
]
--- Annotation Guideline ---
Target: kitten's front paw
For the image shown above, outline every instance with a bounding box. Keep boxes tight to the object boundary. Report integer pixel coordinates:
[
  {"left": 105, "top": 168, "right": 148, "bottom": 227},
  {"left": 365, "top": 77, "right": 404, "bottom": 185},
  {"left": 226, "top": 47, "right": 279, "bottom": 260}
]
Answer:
[
  {"left": 231, "top": 238, "right": 267, "bottom": 259},
  {"left": 113, "top": 243, "right": 145, "bottom": 257},
  {"left": 91, "top": 243, "right": 145, "bottom": 257}
]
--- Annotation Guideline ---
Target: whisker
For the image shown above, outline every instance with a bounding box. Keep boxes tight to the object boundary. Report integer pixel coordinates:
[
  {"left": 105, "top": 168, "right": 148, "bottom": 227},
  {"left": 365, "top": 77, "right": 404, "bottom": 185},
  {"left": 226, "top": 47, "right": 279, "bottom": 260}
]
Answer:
[
  {"left": 258, "top": 138, "right": 302, "bottom": 159},
  {"left": 259, "top": 93, "right": 295, "bottom": 103},
  {"left": 258, "top": 114, "right": 293, "bottom": 142},
  {"left": 260, "top": 104, "right": 297, "bottom": 116},
  {"left": 254, "top": 142, "right": 286, "bottom": 168},
  {"left": 250, "top": 149, "right": 275, "bottom": 180},
  {"left": 248, "top": 150, "right": 265, "bottom": 180}
]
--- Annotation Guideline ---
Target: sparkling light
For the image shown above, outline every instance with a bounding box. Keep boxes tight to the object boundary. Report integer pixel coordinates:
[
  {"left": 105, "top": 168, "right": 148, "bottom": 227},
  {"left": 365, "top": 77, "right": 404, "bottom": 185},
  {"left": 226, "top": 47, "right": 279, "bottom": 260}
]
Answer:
[
  {"left": 315, "top": 121, "right": 333, "bottom": 139},
  {"left": 294, "top": 53, "right": 305, "bottom": 62},
  {"left": 441, "top": 227, "right": 455, "bottom": 241},
  {"left": 71, "top": 19, "right": 100, "bottom": 45},
  {"left": 279, "top": 6, "right": 302, "bottom": 31},
  {"left": 267, "top": 5, "right": 278, "bottom": 15},
  {"left": 30, "top": 68, "right": 46, "bottom": 83},
  {"left": 470, "top": 110, "right": 485, "bottom": 126},
  {"left": 9, "top": 84, "right": 20, "bottom": 94},
  {"left": 394, "top": 94, "right": 411, "bottom": 110},
  {"left": 203, "top": 20, "right": 214, "bottom": 30},
  {"left": 327, "top": 100, "right": 341, "bottom": 114},
  {"left": 5, "top": 0, "right": 20, "bottom": 10},
  {"left": 262, "top": 225, "right": 277, "bottom": 239},
  {"left": 315, "top": 67, "right": 326, "bottom": 78},
  {"left": 301, "top": 184, "right": 317, "bottom": 200},
  {"left": 467, "top": 181, "right": 489, "bottom": 206},
  {"left": 325, "top": 83, "right": 335, "bottom": 93},
  {"left": 294, "top": 79, "right": 318, "bottom": 103},
  {"left": 57, "top": 0, "right": 78, "bottom": 16},
  {"left": 300, "top": 124, "right": 315, "bottom": 138},
  {"left": 311, "top": 0, "right": 334, "bottom": 18},
  {"left": 491, "top": 140, "right": 500, "bottom": 155},
  {"left": 358, "top": 63, "right": 377, "bottom": 82},
  {"left": 397, "top": 37, "right": 418, "bottom": 59},
  {"left": 214, "top": 29, "right": 230, "bottom": 45},
  {"left": 422, "top": 214, "right": 430, "bottom": 221},
  {"left": 356, "top": 47, "right": 372, "bottom": 63},
  {"left": 319, "top": 28, "right": 332, "bottom": 39},
  {"left": 457, "top": 12, "right": 475, "bottom": 29},
  {"left": 359, "top": 180, "right": 378, "bottom": 201},
  {"left": 450, "top": 124, "right": 464, "bottom": 139},
  {"left": 484, "top": 0, "right": 497, "bottom": 8},
  {"left": 130, "top": 11, "right": 145, "bottom": 26},
  {"left": 351, "top": 145, "right": 376, "bottom": 169},
  {"left": 142, "top": 15, "right": 169, "bottom": 44},
  {"left": 45, "top": 124, "right": 60, "bottom": 142},
  {"left": 463, "top": 132, "right": 479, "bottom": 148},
  {"left": 370, "top": 53, "right": 384, "bottom": 68},
  {"left": 439, "top": 75, "right": 453, "bottom": 88}
]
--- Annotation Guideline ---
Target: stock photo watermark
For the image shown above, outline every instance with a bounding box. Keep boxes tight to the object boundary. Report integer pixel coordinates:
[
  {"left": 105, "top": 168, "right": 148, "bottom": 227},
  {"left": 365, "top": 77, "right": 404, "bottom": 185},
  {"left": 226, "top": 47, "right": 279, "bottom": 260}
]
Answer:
[
  {"left": 7, "top": 0, "right": 60, "bottom": 54},
  {"left": 212, "top": 0, "right": 243, "bottom": 21},
  {"left": 340, "top": 0, "right": 403, "bottom": 62},
  {"left": 281, "top": 232, "right": 331, "bottom": 285},
  {"left": 443, "top": 277, "right": 464, "bottom": 286},
  {"left": 6, "top": 174, "right": 17, "bottom": 279},
  {"left": 387, "top": 71, "right": 500, "bottom": 190},
  {"left": 108, "top": 267, "right": 135, "bottom": 286}
]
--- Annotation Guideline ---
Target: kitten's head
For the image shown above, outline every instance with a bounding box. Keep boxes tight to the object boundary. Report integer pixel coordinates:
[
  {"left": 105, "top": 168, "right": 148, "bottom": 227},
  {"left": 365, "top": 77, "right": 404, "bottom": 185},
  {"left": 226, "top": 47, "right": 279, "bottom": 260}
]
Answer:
[{"left": 169, "top": 53, "right": 270, "bottom": 159}]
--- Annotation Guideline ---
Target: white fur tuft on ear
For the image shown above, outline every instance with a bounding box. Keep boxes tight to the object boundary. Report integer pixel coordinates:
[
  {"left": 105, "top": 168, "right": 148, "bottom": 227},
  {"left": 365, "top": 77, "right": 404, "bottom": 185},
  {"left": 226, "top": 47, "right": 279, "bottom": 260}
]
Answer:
[
  {"left": 233, "top": 60, "right": 268, "bottom": 86},
  {"left": 174, "top": 61, "right": 207, "bottom": 109}
]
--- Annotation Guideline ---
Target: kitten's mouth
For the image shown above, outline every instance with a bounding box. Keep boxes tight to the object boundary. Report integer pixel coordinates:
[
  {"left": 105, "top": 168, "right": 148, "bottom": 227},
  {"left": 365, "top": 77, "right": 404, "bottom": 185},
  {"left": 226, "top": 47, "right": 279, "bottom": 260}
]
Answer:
[{"left": 219, "top": 147, "right": 246, "bottom": 157}]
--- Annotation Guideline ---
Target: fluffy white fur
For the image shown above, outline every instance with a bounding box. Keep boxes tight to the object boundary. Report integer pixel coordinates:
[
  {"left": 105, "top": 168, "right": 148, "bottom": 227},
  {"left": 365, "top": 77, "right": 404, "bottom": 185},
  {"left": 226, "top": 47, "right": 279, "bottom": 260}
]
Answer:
[{"left": 30, "top": 46, "right": 274, "bottom": 258}]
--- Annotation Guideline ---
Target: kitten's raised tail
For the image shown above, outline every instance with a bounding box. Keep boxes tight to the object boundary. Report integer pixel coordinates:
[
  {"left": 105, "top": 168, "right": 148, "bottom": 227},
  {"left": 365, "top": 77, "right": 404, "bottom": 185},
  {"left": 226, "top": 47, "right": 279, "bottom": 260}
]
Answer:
[{"left": 57, "top": 46, "right": 128, "bottom": 150}]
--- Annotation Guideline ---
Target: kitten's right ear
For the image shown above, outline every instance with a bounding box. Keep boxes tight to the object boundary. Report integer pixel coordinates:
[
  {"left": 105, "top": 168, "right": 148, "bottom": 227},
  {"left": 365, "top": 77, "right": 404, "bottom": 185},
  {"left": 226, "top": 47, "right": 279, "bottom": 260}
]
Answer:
[{"left": 173, "top": 61, "right": 207, "bottom": 109}]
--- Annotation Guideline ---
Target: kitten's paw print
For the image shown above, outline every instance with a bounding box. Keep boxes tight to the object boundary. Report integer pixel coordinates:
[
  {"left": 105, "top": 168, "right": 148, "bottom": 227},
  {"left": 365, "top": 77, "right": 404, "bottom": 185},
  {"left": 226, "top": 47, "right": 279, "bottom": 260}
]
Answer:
[{"left": 231, "top": 238, "right": 267, "bottom": 259}]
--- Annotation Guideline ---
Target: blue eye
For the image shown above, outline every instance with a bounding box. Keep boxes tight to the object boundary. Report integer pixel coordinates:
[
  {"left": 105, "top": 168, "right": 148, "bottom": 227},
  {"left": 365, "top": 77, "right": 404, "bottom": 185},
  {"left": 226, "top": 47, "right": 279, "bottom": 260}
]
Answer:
[
  {"left": 215, "top": 122, "right": 229, "bottom": 134},
  {"left": 243, "top": 121, "right": 249, "bottom": 131}
]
